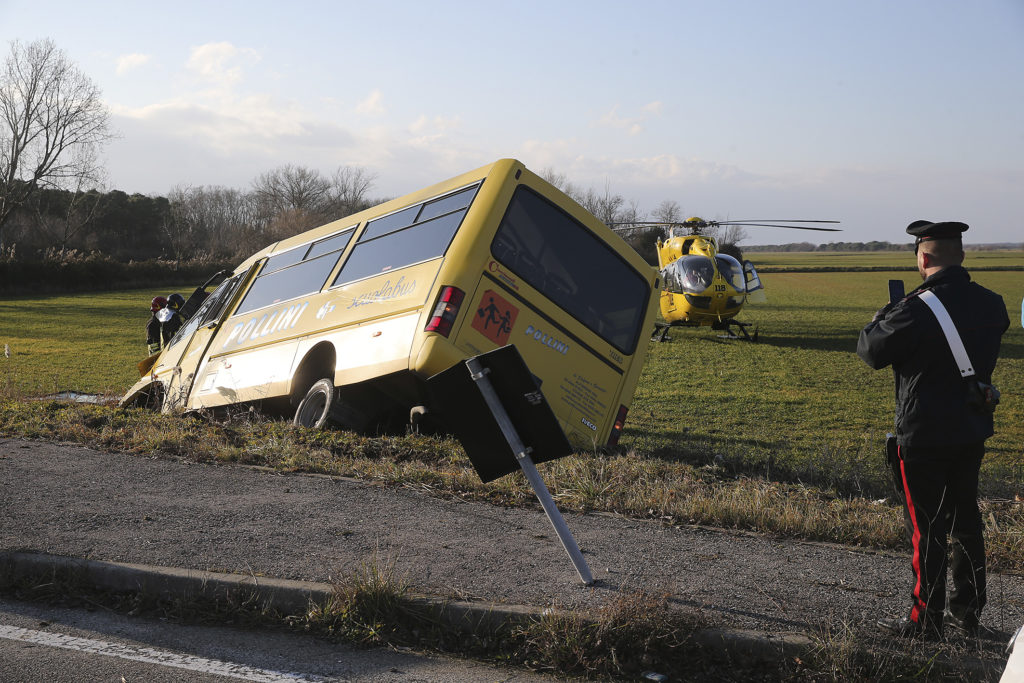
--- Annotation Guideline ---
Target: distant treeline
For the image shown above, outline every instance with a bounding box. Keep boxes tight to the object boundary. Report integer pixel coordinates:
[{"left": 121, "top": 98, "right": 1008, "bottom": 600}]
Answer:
[
  {"left": 745, "top": 241, "right": 907, "bottom": 252},
  {"left": 0, "top": 165, "right": 380, "bottom": 265},
  {"left": 745, "top": 241, "right": 1023, "bottom": 252},
  {"left": 0, "top": 253, "right": 234, "bottom": 295}
]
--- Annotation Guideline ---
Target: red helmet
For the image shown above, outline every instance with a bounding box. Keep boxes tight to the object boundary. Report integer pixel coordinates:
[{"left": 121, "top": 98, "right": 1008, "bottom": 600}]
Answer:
[{"left": 151, "top": 296, "right": 168, "bottom": 312}]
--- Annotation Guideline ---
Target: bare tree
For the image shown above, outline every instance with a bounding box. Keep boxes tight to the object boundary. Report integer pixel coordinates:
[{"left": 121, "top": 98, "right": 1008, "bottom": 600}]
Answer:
[
  {"left": 0, "top": 39, "right": 112, "bottom": 244},
  {"left": 573, "top": 182, "right": 625, "bottom": 226},
  {"left": 538, "top": 167, "right": 586, "bottom": 205},
  {"left": 718, "top": 224, "right": 749, "bottom": 247},
  {"left": 252, "top": 164, "right": 330, "bottom": 216},
  {"left": 251, "top": 163, "right": 378, "bottom": 239},
  {"left": 166, "top": 185, "right": 259, "bottom": 260},
  {"left": 252, "top": 164, "right": 330, "bottom": 238},
  {"left": 325, "top": 165, "right": 375, "bottom": 219},
  {"left": 653, "top": 200, "right": 684, "bottom": 224}
]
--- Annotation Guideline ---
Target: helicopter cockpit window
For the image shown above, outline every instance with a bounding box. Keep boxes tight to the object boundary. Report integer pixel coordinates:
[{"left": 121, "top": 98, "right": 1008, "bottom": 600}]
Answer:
[
  {"left": 663, "top": 255, "right": 714, "bottom": 295},
  {"left": 491, "top": 186, "right": 650, "bottom": 354},
  {"left": 715, "top": 254, "right": 745, "bottom": 292}
]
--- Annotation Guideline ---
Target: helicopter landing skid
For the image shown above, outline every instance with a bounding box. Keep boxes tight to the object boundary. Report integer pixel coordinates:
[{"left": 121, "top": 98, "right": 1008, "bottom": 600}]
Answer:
[
  {"left": 652, "top": 322, "right": 673, "bottom": 342},
  {"left": 652, "top": 319, "right": 758, "bottom": 342},
  {"left": 712, "top": 319, "right": 758, "bottom": 342}
]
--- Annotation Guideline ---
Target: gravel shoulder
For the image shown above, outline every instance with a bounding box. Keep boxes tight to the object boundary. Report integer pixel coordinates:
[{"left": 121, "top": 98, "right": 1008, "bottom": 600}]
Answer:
[{"left": 3, "top": 436, "right": 1023, "bottom": 654}]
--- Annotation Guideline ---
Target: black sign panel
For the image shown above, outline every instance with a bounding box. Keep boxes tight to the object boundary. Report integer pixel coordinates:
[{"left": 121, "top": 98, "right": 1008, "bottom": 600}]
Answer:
[{"left": 427, "top": 345, "right": 572, "bottom": 483}]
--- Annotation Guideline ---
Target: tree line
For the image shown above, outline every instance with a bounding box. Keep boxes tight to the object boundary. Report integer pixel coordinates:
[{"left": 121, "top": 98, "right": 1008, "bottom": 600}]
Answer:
[
  {"left": 745, "top": 241, "right": 909, "bottom": 253},
  {"left": 0, "top": 166, "right": 379, "bottom": 262}
]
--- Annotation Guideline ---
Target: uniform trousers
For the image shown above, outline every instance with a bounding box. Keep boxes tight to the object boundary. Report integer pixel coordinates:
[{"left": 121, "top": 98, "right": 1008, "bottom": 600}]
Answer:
[{"left": 896, "top": 442, "right": 986, "bottom": 627}]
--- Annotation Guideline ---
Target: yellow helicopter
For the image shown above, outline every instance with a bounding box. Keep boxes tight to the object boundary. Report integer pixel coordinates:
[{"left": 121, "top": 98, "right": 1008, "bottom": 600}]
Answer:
[{"left": 613, "top": 217, "right": 840, "bottom": 341}]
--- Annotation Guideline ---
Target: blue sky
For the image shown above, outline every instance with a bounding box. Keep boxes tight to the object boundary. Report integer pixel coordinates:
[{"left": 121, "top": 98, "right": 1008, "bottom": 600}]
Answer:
[{"left": 2, "top": 0, "right": 1022, "bottom": 244}]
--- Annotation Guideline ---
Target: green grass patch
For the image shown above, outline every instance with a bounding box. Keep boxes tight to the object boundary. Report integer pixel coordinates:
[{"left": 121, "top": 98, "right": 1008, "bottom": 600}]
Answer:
[
  {"left": 628, "top": 269, "right": 1024, "bottom": 504},
  {"left": 0, "top": 287, "right": 172, "bottom": 396},
  {"left": 751, "top": 249, "right": 1024, "bottom": 270}
]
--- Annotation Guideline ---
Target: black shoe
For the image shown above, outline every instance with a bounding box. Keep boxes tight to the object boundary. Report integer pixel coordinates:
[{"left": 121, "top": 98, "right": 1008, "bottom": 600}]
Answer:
[
  {"left": 945, "top": 612, "right": 987, "bottom": 638},
  {"left": 942, "top": 614, "right": 999, "bottom": 643},
  {"left": 877, "top": 616, "right": 943, "bottom": 640}
]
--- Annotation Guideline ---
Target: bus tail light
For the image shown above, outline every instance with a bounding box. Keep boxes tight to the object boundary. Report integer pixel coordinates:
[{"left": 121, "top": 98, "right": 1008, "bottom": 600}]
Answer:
[
  {"left": 607, "top": 404, "right": 629, "bottom": 446},
  {"left": 425, "top": 286, "right": 465, "bottom": 337}
]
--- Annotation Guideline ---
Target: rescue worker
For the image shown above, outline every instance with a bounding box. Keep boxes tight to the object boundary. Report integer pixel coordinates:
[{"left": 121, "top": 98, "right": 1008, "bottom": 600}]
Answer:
[
  {"left": 159, "top": 293, "right": 186, "bottom": 346},
  {"left": 146, "top": 296, "right": 167, "bottom": 354},
  {"left": 857, "top": 220, "right": 1009, "bottom": 639}
]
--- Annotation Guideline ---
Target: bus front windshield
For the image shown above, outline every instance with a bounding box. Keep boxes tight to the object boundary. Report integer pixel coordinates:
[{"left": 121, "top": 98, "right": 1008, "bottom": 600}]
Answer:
[{"left": 491, "top": 186, "right": 650, "bottom": 354}]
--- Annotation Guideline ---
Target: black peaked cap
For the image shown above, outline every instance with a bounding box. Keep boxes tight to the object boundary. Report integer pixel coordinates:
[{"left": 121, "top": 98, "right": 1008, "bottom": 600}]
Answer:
[{"left": 906, "top": 220, "right": 969, "bottom": 239}]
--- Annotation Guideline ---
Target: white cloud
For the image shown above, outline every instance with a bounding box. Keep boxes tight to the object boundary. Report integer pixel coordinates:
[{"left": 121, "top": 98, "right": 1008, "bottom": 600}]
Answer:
[
  {"left": 514, "top": 149, "right": 749, "bottom": 187},
  {"left": 356, "top": 90, "right": 385, "bottom": 116},
  {"left": 115, "top": 53, "right": 150, "bottom": 76},
  {"left": 185, "top": 42, "right": 260, "bottom": 87},
  {"left": 597, "top": 107, "right": 644, "bottom": 136},
  {"left": 595, "top": 103, "right": 664, "bottom": 137},
  {"left": 642, "top": 101, "right": 664, "bottom": 115},
  {"left": 408, "top": 114, "right": 462, "bottom": 136}
]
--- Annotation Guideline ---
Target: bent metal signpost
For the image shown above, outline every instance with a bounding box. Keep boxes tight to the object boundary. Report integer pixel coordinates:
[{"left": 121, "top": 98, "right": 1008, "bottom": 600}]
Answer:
[{"left": 428, "top": 345, "right": 594, "bottom": 585}]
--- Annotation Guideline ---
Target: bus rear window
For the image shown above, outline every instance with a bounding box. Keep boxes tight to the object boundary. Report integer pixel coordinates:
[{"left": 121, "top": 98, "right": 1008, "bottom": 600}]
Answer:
[{"left": 491, "top": 186, "right": 650, "bottom": 354}]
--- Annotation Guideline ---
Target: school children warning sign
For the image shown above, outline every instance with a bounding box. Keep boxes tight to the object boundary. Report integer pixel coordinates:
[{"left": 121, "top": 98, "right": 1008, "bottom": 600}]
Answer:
[{"left": 472, "top": 290, "right": 518, "bottom": 346}]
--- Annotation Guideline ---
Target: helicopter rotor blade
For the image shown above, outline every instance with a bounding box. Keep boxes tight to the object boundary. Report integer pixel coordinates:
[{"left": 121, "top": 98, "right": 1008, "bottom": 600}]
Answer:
[
  {"left": 608, "top": 222, "right": 680, "bottom": 228},
  {"left": 713, "top": 222, "right": 841, "bottom": 232},
  {"left": 717, "top": 220, "right": 840, "bottom": 224},
  {"left": 607, "top": 222, "right": 684, "bottom": 233},
  {"left": 607, "top": 219, "right": 841, "bottom": 232}
]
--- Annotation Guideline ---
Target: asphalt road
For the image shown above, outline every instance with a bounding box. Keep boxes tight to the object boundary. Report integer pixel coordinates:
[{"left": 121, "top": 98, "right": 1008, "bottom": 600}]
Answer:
[
  {"left": 3, "top": 437, "right": 1023, "bottom": 666},
  {"left": 0, "top": 596, "right": 555, "bottom": 682}
]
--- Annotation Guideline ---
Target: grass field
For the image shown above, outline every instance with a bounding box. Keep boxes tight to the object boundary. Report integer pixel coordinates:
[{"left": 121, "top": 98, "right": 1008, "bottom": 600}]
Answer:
[
  {"left": 629, "top": 268, "right": 1024, "bottom": 500},
  {"left": 0, "top": 288, "right": 165, "bottom": 396},
  {"left": 752, "top": 249, "right": 1024, "bottom": 270},
  {"left": 2, "top": 257, "right": 1024, "bottom": 565}
]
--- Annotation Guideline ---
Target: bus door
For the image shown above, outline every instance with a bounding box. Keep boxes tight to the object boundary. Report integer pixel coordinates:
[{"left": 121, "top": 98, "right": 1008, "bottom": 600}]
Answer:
[{"left": 162, "top": 269, "right": 251, "bottom": 411}]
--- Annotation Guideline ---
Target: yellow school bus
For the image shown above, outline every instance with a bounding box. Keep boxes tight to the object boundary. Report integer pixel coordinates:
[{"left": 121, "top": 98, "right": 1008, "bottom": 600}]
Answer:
[{"left": 122, "top": 159, "right": 660, "bottom": 449}]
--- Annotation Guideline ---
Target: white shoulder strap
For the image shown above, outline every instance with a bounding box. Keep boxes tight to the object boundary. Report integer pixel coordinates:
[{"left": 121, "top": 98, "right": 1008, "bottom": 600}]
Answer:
[{"left": 918, "top": 290, "right": 975, "bottom": 378}]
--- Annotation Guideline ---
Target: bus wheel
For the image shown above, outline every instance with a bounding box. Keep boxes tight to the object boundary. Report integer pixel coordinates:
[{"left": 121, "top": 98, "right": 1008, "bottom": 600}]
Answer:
[{"left": 293, "top": 378, "right": 339, "bottom": 429}]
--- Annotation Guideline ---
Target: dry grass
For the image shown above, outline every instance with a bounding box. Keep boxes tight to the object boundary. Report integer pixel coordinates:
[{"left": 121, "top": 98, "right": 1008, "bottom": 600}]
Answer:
[{"left": 5, "top": 397, "right": 1024, "bottom": 574}]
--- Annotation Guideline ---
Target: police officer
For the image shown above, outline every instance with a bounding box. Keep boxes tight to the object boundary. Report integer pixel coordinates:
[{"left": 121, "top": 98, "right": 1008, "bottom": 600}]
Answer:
[
  {"left": 858, "top": 220, "right": 1009, "bottom": 639},
  {"left": 146, "top": 296, "right": 167, "bottom": 354}
]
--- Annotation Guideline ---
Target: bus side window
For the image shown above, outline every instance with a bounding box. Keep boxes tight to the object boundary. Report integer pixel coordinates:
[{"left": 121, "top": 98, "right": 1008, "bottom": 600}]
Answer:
[
  {"left": 332, "top": 184, "right": 480, "bottom": 288},
  {"left": 234, "top": 228, "right": 354, "bottom": 316}
]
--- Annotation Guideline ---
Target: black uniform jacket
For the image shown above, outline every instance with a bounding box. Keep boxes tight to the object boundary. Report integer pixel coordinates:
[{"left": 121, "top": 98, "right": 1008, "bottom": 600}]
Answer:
[
  {"left": 146, "top": 314, "right": 162, "bottom": 347},
  {"left": 857, "top": 266, "right": 1009, "bottom": 448}
]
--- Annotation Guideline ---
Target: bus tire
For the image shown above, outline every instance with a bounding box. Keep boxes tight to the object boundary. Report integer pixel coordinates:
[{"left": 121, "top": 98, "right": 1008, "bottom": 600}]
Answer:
[{"left": 293, "top": 378, "right": 339, "bottom": 429}]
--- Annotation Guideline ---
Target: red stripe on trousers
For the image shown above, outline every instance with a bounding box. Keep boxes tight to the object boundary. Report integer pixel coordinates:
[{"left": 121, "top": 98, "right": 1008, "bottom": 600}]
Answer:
[{"left": 899, "top": 447, "right": 925, "bottom": 622}]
